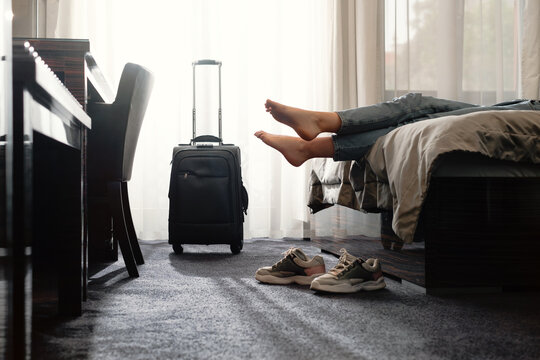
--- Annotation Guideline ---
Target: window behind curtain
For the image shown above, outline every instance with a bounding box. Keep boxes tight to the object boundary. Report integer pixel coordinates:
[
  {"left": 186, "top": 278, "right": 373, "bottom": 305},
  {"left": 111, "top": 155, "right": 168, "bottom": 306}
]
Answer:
[{"left": 384, "top": 0, "right": 519, "bottom": 105}]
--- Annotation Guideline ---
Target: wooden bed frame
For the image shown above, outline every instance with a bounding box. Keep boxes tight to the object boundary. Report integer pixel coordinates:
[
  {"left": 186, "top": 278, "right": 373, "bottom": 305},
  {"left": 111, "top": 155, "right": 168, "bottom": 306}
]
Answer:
[{"left": 310, "top": 165, "right": 540, "bottom": 292}]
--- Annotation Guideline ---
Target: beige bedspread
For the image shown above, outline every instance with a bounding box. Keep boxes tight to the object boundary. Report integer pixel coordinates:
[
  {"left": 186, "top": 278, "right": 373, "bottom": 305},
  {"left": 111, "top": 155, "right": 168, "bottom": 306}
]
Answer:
[{"left": 309, "top": 110, "right": 540, "bottom": 243}]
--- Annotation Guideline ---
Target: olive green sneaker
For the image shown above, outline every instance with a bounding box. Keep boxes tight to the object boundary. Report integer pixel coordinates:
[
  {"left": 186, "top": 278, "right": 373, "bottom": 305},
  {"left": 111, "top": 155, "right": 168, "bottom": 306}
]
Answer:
[
  {"left": 310, "top": 248, "right": 386, "bottom": 293},
  {"left": 255, "top": 247, "right": 326, "bottom": 285}
]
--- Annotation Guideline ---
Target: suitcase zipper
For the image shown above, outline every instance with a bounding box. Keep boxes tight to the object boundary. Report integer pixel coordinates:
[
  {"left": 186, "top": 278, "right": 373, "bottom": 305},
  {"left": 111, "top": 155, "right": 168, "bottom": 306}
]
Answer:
[{"left": 176, "top": 170, "right": 193, "bottom": 179}]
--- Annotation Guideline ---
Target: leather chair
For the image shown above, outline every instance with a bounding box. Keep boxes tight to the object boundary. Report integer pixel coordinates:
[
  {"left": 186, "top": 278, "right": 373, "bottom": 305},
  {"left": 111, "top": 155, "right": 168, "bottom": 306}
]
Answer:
[{"left": 87, "top": 63, "right": 154, "bottom": 277}]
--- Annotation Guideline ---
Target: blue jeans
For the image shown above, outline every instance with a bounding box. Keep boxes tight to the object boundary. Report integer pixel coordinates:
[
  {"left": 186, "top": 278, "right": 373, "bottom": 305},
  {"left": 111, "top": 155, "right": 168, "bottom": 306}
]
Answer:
[{"left": 332, "top": 93, "right": 540, "bottom": 161}]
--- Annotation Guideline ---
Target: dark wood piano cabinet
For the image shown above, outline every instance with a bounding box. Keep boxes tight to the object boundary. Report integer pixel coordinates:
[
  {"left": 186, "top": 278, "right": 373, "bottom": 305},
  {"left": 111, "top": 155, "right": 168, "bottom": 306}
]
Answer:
[
  {"left": 3, "top": 39, "right": 113, "bottom": 359},
  {"left": 20, "top": 38, "right": 115, "bottom": 108}
]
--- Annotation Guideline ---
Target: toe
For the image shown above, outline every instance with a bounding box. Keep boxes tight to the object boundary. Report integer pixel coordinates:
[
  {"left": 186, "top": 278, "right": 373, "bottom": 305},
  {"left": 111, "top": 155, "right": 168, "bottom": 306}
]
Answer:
[{"left": 266, "top": 99, "right": 278, "bottom": 108}]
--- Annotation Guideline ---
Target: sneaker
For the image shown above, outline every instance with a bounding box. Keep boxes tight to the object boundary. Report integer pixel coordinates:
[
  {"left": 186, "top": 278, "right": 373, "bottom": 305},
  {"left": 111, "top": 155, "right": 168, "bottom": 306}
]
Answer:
[
  {"left": 310, "top": 248, "right": 386, "bottom": 293},
  {"left": 255, "top": 247, "right": 326, "bottom": 285}
]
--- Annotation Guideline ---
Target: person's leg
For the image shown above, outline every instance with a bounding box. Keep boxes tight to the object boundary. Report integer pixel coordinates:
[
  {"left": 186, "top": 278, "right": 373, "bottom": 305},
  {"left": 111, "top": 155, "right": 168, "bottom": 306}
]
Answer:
[
  {"left": 332, "top": 127, "right": 396, "bottom": 161},
  {"left": 265, "top": 100, "right": 341, "bottom": 140},
  {"left": 331, "top": 98, "right": 540, "bottom": 162},
  {"left": 421, "top": 99, "right": 540, "bottom": 120},
  {"left": 524, "top": 99, "right": 540, "bottom": 110},
  {"left": 254, "top": 131, "right": 334, "bottom": 167},
  {"left": 336, "top": 93, "right": 477, "bottom": 135},
  {"left": 259, "top": 96, "right": 539, "bottom": 165},
  {"left": 265, "top": 93, "right": 477, "bottom": 140},
  {"left": 492, "top": 99, "right": 539, "bottom": 109}
]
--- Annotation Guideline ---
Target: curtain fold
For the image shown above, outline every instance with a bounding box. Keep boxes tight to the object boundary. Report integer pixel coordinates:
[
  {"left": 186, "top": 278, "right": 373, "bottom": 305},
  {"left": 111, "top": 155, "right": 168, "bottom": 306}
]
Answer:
[
  {"left": 330, "top": 0, "right": 385, "bottom": 110},
  {"left": 355, "top": 0, "right": 385, "bottom": 106},
  {"left": 330, "top": 0, "right": 358, "bottom": 110},
  {"left": 436, "top": 0, "right": 465, "bottom": 100},
  {"left": 520, "top": 0, "right": 540, "bottom": 99},
  {"left": 307, "top": 0, "right": 385, "bottom": 240}
]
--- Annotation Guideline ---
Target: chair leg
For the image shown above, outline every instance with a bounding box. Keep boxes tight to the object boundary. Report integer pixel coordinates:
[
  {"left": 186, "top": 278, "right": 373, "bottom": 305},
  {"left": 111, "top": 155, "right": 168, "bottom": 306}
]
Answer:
[
  {"left": 121, "top": 181, "right": 144, "bottom": 265},
  {"left": 107, "top": 181, "right": 139, "bottom": 277}
]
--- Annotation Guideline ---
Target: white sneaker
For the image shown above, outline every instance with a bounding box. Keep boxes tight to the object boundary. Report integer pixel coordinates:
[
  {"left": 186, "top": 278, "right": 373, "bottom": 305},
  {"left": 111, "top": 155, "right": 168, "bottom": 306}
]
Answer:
[
  {"left": 255, "top": 247, "right": 326, "bottom": 285},
  {"left": 310, "top": 249, "right": 386, "bottom": 293}
]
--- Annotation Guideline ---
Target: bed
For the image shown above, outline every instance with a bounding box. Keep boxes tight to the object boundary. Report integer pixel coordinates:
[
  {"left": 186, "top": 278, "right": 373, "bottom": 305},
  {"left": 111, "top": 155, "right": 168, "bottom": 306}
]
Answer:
[{"left": 308, "top": 110, "right": 540, "bottom": 292}]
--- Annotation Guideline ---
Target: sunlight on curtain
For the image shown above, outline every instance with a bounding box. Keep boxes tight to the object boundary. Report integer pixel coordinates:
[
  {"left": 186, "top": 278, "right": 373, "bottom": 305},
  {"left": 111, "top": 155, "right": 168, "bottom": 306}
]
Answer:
[
  {"left": 306, "top": 0, "right": 384, "bottom": 241},
  {"left": 385, "top": 0, "right": 520, "bottom": 104},
  {"left": 51, "top": 0, "right": 334, "bottom": 240},
  {"left": 520, "top": 0, "right": 540, "bottom": 99}
]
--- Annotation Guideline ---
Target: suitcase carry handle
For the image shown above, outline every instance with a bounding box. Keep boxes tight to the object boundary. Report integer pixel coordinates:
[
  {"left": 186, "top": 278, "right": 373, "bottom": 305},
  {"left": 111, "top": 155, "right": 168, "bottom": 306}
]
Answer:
[
  {"left": 191, "top": 135, "right": 222, "bottom": 145},
  {"left": 192, "top": 59, "right": 222, "bottom": 141}
]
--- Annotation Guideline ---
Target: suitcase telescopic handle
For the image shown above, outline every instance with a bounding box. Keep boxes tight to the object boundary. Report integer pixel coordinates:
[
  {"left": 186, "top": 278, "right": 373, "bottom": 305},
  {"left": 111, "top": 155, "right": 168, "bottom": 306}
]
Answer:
[{"left": 192, "top": 59, "right": 222, "bottom": 142}]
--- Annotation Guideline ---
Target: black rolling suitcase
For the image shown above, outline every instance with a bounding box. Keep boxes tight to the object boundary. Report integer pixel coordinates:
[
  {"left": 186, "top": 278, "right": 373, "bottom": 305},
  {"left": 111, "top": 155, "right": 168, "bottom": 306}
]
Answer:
[{"left": 168, "top": 60, "right": 248, "bottom": 254}]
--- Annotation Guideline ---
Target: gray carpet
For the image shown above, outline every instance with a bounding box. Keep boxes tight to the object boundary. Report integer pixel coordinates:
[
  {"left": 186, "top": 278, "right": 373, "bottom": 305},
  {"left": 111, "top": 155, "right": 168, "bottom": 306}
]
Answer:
[{"left": 33, "top": 238, "right": 540, "bottom": 360}]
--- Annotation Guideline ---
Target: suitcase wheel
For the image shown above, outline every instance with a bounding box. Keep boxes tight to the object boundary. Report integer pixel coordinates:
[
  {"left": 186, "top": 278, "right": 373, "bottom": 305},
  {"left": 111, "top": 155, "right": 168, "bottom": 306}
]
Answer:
[
  {"left": 172, "top": 243, "right": 183, "bottom": 255},
  {"left": 230, "top": 242, "right": 242, "bottom": 255}
]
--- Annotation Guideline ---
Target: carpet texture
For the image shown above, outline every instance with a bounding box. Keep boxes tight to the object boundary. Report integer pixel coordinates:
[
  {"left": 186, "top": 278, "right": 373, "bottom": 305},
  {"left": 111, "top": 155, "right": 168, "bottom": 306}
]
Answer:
[{"left": 33, "top": 238, "right": 540, "bottom": 360}]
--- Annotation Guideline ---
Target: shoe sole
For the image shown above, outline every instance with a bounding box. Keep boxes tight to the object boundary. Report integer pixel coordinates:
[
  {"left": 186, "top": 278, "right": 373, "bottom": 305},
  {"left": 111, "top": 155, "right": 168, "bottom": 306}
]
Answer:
[
  {"left": 255, "top": 273, "right": 324, "bottom": 286},
  {"left": 310, "top": 277, "right": 386, "bottom": 293}
]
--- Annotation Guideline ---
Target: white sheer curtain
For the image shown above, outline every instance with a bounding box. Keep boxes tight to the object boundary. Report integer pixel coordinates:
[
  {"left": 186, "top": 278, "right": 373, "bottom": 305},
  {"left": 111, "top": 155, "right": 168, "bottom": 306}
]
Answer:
[
  {"left": 384, "top": 0, "right": 539, "bottom": 104},
  {"left": 520, "top": 0, "right": 540, "bottom": 99},
  {"left": 42, "top": 0, "right": 539, "bottom": 241},
  {"left": 46, "top": 0, "right": 335, "bottom": 240},
  {"left": 307, "top": 1, "right": 385, "bottom": 240},
  {"left": 327, "top": 0, "right": 385, "bottom": 110}
]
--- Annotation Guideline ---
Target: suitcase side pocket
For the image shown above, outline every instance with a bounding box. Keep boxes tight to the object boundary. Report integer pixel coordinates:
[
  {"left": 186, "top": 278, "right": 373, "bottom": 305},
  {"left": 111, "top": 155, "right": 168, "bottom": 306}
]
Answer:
[{"left": 174, "top": 156, "right": 233, "bottom": 224}]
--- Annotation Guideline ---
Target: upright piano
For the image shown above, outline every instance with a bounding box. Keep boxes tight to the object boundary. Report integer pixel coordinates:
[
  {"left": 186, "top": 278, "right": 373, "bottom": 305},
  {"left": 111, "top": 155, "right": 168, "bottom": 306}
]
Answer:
[{"left": 3, "top": 39, "right": 113, "bottom": 359}]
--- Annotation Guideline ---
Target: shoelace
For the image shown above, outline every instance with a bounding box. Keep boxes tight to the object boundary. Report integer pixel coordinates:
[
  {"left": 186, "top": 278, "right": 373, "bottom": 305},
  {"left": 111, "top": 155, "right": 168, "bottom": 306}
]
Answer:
[
  {"left": 329, "top": 248, "right": 355, "bottom": 276},
  {"left": 272, "top": 247, "right": 296, "bottom": 269}
]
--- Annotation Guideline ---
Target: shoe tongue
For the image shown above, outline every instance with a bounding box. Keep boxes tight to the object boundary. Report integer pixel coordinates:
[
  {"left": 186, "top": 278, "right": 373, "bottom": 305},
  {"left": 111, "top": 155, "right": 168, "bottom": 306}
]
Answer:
[
  {"left": 340, "top": 249, "right": 357, "bottom": 264},
  {"left": 291, "top": 248, "right": 308, "bottom": 261}
]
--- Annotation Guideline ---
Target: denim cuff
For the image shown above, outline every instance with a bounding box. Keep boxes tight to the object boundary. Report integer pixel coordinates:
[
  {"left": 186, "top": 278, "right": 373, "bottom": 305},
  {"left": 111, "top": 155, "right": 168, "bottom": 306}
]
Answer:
[
  {"left": 335, "top": 111, "right": 347, "bottom": 135},
  {"left": 331, "top": 134, "right": 341, "bottom": 161}
]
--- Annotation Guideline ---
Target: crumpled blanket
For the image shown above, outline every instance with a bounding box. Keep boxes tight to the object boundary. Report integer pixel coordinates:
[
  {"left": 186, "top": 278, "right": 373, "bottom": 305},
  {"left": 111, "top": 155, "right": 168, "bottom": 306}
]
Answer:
[{"left": 309, "top": 110, "right": 540, "bottom": 243}]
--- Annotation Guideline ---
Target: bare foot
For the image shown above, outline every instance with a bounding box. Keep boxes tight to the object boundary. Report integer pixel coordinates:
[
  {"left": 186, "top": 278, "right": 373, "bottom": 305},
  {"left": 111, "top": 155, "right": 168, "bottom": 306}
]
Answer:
[
  {"left": 265, "top": 100, "right": 327, "bottom": 141},
  {"left": 254, "top": 131, "right": 311, "bottom": 167}
]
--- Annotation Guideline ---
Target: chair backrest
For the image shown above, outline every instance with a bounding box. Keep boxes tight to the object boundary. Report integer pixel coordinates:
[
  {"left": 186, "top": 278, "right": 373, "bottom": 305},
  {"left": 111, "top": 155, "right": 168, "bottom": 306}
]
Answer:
[{"left": 113, "top": 62, "right": 154, "bottom": 181}]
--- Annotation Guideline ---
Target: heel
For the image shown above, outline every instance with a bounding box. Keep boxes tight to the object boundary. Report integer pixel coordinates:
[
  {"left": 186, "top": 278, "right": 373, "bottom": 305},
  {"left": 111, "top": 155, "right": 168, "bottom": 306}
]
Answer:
[{"left": 361, "top": 277, "right": 386, "bottom": 291}]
